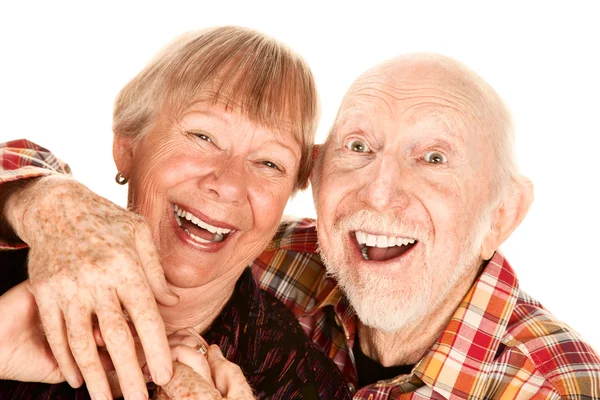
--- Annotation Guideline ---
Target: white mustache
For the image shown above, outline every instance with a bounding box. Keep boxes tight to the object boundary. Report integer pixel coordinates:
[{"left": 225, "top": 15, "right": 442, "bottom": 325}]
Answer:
[{"left": 334, "top": 209, "right": 431, "bottom": 243}]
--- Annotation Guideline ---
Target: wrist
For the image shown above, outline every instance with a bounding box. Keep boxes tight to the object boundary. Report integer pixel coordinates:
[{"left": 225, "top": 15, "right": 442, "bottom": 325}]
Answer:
[{"left": 4, "top": 174, "right": 75, "bottom": 245}]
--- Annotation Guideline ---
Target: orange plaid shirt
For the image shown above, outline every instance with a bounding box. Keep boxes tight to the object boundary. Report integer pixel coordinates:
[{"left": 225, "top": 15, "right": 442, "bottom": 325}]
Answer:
[{"left": 2, "top": 139, "right": 600, "bottom": 399}]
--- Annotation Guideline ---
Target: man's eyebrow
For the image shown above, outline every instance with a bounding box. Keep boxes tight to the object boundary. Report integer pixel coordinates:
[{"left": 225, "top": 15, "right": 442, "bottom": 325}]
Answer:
[{"left": 410, "top": 107, "right": 467, "bottom": 145}]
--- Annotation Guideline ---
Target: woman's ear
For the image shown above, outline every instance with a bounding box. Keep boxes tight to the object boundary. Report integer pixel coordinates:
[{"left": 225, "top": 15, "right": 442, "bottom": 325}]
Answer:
[
  {"left": 113, "top": 134, "right": 135, "bottom": 177},
  {"left": 480, "top": 176, "right": 534, "bottom": 260}
]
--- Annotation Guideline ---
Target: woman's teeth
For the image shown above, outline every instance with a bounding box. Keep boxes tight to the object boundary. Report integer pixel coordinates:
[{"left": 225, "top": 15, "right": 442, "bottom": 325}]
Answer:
[
  {"left": 173, "top": 204, "right": 230, "bottom": 243},
  {"left": 174, "top": 205, "right": 231, "bottom": 234}
]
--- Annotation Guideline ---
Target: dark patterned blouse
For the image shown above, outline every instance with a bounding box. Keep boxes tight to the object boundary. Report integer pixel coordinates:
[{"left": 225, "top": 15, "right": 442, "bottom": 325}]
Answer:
[{"left": 0, "top": 253, "right": 351, "bottom": 400}]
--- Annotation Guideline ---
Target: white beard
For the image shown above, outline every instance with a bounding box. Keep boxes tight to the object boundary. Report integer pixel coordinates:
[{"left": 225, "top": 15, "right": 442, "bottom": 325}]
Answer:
[{"left": 319, "top": 209, "right": 487, "bottom": 332}]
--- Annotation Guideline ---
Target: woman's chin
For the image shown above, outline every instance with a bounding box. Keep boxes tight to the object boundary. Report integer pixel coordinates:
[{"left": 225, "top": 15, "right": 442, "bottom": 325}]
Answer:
[{"left": 162, "top": 264, "right": 215, "bottom": 289}]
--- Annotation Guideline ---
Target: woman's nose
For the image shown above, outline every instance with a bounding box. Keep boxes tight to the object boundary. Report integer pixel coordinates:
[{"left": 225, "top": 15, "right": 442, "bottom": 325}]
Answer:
[{"left": 200, "top": 157, "right": 248, "bottom": 205}]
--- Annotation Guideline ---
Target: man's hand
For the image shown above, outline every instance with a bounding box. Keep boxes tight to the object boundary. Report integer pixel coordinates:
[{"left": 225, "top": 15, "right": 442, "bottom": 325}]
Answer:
[
  {"left": 4, "top": 175, "right": 179, "bottom": 400},
  {"left": 0, "top": 280, "right": 63, "bottom": 383},
  {"left": 154, "top": 346, "right": 254, "bottom": 400}
]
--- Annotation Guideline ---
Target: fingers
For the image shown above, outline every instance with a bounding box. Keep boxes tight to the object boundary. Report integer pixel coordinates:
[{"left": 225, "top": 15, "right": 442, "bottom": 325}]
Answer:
[
  {"left": 161, "top": 362, "right": 221, "bottom": 400},
  {"left": 169, "top": 345, "right": 213, "bottom": 384},
  {"left": 35, "top": 292, "right": 83, "bottom": 388},
  {"left": 135, "top": 223, "right": 179, "bottom": 307},
  {"left": 63, "top": 307, "right": 112, "bottom": 400},
  {"left": 93, "top": 318, "right": 137, "bottom": 348},
  {"left": 207, "top": 345, "right": 254, "bottom": 399},
  {"left": 96, "top": 293, "right": 148, "bottom": 400},
  {"left": 119, "top": 283, "right": 172, "bottom": 386}
]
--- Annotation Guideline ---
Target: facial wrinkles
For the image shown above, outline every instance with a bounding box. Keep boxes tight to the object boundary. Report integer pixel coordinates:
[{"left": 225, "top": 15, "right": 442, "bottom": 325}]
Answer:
[{"left": 130, "top": 135, "right": 180, "bottom": 218}]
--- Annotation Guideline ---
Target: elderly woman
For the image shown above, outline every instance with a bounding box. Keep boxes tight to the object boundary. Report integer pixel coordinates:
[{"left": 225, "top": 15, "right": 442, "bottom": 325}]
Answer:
[{"left": 0, "top": 26, "right": 350, "bottom": 399}]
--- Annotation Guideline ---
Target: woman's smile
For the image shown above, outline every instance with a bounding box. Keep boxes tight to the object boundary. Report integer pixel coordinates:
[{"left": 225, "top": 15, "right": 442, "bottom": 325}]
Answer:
[{"left": 171, "top": 203, "right": 238, "bottom": 252}]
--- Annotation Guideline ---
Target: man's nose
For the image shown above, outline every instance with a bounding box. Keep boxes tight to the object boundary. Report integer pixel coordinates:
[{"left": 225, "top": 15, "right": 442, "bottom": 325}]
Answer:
[
  {"left": 200, "top": 157, "right": 248, "bottom": 205},
  {"left": 358, "top": 155, "right": 410, "bottom": 212}
]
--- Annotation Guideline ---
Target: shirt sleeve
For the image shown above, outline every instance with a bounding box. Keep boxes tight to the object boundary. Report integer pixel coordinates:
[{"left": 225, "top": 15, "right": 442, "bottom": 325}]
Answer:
[{"left": 0, "top": 139, "right": 72, "bottom": 249}]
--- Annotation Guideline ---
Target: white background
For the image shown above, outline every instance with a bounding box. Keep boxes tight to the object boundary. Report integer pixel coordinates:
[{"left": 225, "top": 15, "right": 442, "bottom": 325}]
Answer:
[{"left": 1, "top": 1, "right": 598, "bottom": 351}]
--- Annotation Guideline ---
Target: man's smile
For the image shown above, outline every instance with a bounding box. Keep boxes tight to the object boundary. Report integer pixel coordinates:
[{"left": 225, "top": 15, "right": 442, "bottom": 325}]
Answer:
[{"left": 353, "top": 230, "right": 418, "bottom": 262}]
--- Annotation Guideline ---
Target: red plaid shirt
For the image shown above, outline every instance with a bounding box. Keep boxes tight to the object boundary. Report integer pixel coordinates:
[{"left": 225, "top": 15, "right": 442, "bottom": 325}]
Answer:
[{"left": 2, "top": 139, "right": 600, "bottom": 399}]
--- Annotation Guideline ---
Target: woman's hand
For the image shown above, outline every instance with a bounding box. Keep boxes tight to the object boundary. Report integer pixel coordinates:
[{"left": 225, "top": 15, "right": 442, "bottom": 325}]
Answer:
[
  {"left": 103, "top": 328, "right": 254, "bottom": 400},
  {"left": 4, "top": 174, "right": 179, "bottom": 400},
  {"left": 154, "top": 345, "right": 254, "bottom": 400},
  {"left": 0, "top": 280, "right": 64, "bottom": 383}
]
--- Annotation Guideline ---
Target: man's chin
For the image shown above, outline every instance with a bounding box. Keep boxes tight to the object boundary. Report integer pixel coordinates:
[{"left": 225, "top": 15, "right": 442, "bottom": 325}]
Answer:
[
  {"left": 348, "top": 288, "right": 428, "bottom": 332},
  {"left": 331, "top": 268, "right": 430, "bottom": 332}
]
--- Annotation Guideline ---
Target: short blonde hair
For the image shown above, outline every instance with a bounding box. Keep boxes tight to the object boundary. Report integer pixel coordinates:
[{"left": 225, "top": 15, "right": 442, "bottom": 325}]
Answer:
[{"left": 113, "top": 26, "right": 318, "bottom": 191}]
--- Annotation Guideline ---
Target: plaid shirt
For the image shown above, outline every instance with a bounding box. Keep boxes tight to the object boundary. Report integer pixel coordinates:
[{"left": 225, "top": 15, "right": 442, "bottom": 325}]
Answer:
[
  {"left": 2, "top": 139, "right": 600, "bottom": 399},
  {"left": 253, "top": 219, "right": 600, "bottom": 399}
]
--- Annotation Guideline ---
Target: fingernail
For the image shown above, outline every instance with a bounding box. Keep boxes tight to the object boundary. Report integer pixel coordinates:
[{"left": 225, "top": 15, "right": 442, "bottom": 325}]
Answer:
[
  {"left": 154, "top": 366, "right": 172, "bottom": 385},
  {"left": 91, "top": 393, "right": 109, "bottom": 400},
  {"left": 130, "top": 391, "right": 148, "bottom": 400},
  {"left": 210, "top": 344, "right": 224, "bottom": 358}
]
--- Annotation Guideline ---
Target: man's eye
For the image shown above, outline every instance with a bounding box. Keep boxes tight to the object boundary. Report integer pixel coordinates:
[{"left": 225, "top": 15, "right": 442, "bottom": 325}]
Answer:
[
  {"left": 423, "top": 151, "right": 447, "bottom": 164},
  {"left": 345, "top": 139, "right": 370, "bottom": 153}
]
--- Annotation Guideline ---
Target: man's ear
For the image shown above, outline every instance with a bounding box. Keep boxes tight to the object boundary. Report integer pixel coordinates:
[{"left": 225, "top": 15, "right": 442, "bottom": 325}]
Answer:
[
  {"left": 309, "top": 144, "right": 322, "bottom": 182},
  {"left": 112, "top": 134, "right": 135, "bottom": 178},
  {"left": 312, "top": 144, "right": 321, "bottom": 161},
  {"left": 480, "top": 175, "right": 534, "bottom": 260}
]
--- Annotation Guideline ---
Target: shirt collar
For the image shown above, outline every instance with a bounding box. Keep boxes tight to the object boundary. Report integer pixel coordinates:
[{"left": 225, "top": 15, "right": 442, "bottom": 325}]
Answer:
[
  {"left": 413, "top": 252, "right": 520, "bottom": 398},
  {"left": 318, "top": 252, "right": 521, "bottom": 398}
]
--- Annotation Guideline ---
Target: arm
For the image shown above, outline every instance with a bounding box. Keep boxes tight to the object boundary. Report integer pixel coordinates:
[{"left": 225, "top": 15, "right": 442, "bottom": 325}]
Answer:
[
  {"left": 0, "top": 139, "right": 179, "bottom": 400},
  {"left": 0, "top": 139, "right": 71, "bottom": 248}
]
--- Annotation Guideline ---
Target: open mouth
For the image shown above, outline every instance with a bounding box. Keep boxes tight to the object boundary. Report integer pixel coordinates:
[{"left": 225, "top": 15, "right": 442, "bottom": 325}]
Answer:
[
  {"left": 173, "top": 204, "right": 234, "bottom": 245},
  {"left": 354, "top": 231, "right": 417, "bottom": 262}
]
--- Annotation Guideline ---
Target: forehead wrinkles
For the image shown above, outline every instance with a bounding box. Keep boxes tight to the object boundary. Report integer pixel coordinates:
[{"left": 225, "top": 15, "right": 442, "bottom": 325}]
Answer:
[{"left": 339, "top": 72, "right": 488, "bottom": 128}]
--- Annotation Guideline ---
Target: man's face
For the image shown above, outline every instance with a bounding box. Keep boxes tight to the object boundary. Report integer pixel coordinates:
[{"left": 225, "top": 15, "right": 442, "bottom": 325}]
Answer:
[{"left": 314, "top": 60, "right": 497, "bottom": 331}]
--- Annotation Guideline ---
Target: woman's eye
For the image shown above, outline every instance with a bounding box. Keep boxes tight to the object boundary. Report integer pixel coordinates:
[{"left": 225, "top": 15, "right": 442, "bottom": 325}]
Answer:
[
  {"left": 195, "top": 133, "right": 212, "bottom": 143},
  {"left": 423, "top": 151, "right": 447, "bottom": 164},
  {"left": 262, "top": 160, "right": 281, "bottom": 171},
  {"left": 345, "top": 139, "right": 370, "bottom": 153}
]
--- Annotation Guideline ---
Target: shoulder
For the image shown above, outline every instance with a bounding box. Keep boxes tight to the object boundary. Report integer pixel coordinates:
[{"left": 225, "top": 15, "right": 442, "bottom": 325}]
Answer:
[
  {"left": 499, "top": 289, "right": 600, "bottom": 398},
  {"left": 265, "top": 216, "right": 318, "bottom": 253},
  {"left": 251, "top": 216, "right": 337, "bottom": 316}
]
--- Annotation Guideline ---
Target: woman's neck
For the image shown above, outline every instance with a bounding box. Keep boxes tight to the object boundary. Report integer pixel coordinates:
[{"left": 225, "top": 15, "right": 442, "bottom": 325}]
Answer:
[{"left": 158, "top": 273, "right": 239, "bottom": 335}]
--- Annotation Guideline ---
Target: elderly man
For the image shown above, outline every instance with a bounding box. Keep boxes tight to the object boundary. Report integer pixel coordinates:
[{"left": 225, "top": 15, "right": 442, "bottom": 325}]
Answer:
[{"left": 1, "top": 54, "right": 599, "bottom": 399}]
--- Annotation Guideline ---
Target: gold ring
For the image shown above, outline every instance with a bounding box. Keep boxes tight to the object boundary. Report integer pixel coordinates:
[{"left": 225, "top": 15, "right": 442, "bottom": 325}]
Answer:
[{"left": 197, "top": 344, "right": 208, "bottom": 356}]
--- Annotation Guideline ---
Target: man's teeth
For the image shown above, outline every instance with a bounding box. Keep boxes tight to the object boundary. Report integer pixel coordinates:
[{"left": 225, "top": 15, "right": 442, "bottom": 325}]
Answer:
[
  {"left": 355, "top": 231, "right": 415, "bottom": 248},
  {"left": 173, "top": 205, "right": 231, "bottom": 244}
]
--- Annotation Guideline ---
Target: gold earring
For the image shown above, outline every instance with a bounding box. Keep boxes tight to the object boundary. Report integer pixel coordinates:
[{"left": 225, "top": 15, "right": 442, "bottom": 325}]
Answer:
[{"left": 115, "top": 172, "right": 128, "bottom": 185}]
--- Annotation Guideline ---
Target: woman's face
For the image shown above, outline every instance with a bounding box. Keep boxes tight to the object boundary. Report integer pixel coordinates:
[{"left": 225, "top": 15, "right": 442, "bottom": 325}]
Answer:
[{"left": 116, "top": 100, "right": 301, "bottom": 288}]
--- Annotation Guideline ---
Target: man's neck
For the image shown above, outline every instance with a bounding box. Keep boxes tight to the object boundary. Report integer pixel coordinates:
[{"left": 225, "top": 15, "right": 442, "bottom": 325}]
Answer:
[
  {"left": 357, "top": 262, "right": 482, "bottom": 367},
  {"left": 158, "top": 273, "right": 239, "bottom": 335}
]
